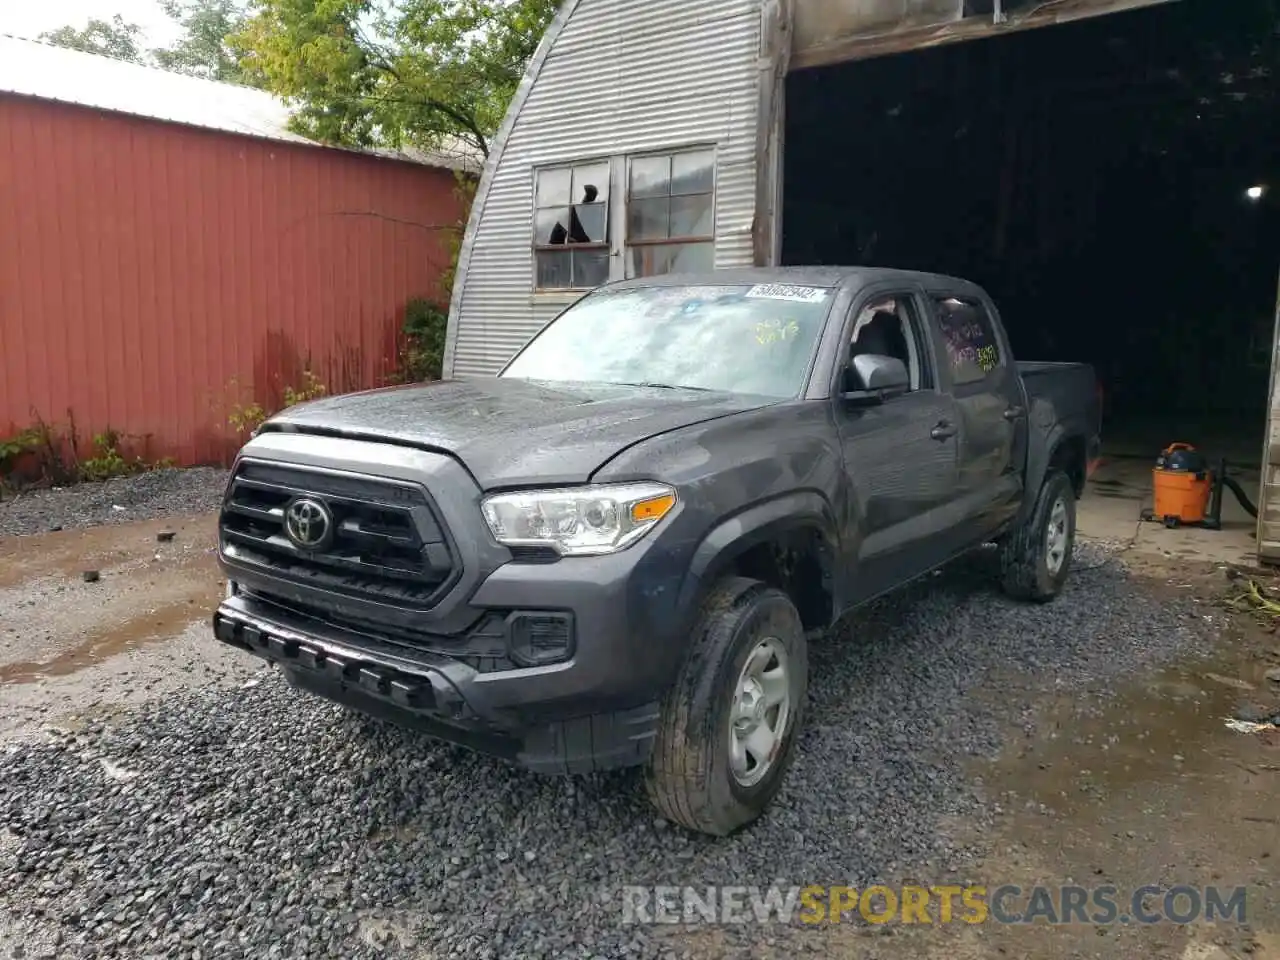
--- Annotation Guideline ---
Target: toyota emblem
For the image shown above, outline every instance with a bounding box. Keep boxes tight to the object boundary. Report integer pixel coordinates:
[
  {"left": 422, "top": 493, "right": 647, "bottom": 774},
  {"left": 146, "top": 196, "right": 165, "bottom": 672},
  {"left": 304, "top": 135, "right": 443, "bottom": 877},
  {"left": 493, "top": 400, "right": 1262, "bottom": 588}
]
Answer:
[{"left": 284, "top": 497, "right": 333, "bottom": 550}]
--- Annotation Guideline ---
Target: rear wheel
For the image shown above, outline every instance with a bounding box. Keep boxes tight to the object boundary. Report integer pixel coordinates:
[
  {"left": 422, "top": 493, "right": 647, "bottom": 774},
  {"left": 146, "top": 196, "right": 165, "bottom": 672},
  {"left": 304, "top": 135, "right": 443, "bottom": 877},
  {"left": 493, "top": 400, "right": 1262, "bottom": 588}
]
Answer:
[
  {"left": 645, "top": 577, "right": 808, "bottom": 836},
  {"left": 999, "top": 469, "right": 1077, "bottom": 602}
]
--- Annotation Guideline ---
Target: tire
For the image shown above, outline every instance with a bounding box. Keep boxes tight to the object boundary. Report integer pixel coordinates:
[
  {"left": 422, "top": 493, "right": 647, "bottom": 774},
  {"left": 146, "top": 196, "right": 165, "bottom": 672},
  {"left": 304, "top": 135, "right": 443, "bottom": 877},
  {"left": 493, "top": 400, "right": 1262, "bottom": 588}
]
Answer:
[
  {"left": 999, "top": 469, "right": 1077, "bottom": 602},
  {"left": 644, "top": 576, "right": 808, "bottom": 837}
]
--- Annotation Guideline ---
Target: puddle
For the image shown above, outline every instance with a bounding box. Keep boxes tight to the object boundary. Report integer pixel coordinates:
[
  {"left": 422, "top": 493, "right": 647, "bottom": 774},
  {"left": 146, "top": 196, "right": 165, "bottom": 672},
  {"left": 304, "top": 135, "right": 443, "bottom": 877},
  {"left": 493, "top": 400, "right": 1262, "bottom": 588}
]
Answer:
[
  {"left": 0, "top": 515, "right": 216, "bottom": 589},
  {"left": 992, "top": 634, "right": 1278, "bottom": 812},
  {"left": 0, "top": 594, "right": 214, "bottom": 685}
]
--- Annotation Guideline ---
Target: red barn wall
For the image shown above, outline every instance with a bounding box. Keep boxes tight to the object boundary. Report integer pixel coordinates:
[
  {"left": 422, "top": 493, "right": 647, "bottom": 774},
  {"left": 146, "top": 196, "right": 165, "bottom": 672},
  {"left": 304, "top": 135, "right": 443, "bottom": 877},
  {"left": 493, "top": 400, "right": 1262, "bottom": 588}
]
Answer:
[{"left": 0, "top": 93, "right": 464, "bottom": 466}]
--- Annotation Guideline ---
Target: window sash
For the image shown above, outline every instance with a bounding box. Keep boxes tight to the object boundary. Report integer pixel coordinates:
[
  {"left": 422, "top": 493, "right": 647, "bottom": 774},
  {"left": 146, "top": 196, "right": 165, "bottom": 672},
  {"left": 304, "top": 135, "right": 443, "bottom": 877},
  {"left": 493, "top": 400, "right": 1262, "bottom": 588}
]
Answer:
[{"left": 532, "top": 148, "right": 716, "bottom": 290}]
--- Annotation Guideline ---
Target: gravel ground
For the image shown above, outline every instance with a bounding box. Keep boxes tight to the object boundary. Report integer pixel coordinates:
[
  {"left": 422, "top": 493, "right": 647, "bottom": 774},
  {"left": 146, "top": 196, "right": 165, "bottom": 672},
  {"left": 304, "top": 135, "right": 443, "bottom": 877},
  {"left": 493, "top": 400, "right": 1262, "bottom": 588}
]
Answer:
[
  {"left": 0, "top": 539, "right": 1216, "bottom": 960},
  {"left": 0, "top": 468, "right": 229, "bottom": 538}
]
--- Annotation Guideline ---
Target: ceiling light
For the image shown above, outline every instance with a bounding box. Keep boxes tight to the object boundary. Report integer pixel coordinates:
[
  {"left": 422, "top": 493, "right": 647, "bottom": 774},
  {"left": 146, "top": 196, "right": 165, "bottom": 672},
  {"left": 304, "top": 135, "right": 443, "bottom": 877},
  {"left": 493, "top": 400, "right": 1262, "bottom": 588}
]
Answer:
[{"left": 1246, "top": 185, "right": 1266, "bottom": 201}]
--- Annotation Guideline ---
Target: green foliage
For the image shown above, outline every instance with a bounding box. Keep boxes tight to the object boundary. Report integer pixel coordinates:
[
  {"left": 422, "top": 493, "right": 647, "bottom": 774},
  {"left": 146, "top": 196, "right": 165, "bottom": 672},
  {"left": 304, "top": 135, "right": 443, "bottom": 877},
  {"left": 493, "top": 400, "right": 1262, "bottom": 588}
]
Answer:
[
  {"left": 398, "top": 298, "right": 449, "bottom": 383},
  {"left": 2, "top": 415, "right": 173, "bottom": 491},
  {"left": 232, "top": 0, "right": 560, "bottom": 157},
  {"left": 40, "top": 2, "right": 263, "bottom": 85},
  {"left": 40, "top": 15, "right": 146, "bottom": 62},
  {"left": 227, "top": 368, "right": 329, "bottom": 437},
  {"left": 0, "top": 428, "right": 42, "bottom": 474},
  {"left": 153, "top": 0, "right": 262, "bottom": 84},
  {"left": 0, "top": 416, "right": 73, "bottom": 488},
  {"left": 79, "top": 430, "right": 143, "bottom": 483}
]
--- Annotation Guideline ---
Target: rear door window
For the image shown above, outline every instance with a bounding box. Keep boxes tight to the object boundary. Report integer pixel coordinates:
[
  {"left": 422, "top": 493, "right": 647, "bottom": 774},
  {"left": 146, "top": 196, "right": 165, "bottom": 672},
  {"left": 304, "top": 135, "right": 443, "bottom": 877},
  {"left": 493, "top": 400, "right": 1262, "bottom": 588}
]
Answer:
[{"left": 932, "top": 297, "right": 1002, "bottom": 386}]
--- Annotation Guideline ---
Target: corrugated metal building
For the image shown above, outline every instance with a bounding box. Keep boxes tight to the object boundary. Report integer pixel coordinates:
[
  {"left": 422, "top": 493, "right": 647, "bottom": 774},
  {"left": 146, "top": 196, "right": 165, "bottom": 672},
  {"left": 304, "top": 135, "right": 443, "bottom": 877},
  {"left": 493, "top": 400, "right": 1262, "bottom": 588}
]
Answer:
[
  {"left": 446, "top": 0, "right": 1280, "bottom": 563},
  {"left": 444, "top": 0, "right": 1182, "bottom": 379},
  {"left": 0, "top": 35, "right": 475, "bottom": 466}
]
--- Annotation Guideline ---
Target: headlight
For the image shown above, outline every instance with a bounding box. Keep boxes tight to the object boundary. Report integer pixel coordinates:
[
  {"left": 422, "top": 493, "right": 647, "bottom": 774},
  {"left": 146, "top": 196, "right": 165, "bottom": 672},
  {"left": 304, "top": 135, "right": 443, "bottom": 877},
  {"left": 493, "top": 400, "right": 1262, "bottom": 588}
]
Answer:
[{"left": 480, "top": 482, "right": 678, "bottom": 557}]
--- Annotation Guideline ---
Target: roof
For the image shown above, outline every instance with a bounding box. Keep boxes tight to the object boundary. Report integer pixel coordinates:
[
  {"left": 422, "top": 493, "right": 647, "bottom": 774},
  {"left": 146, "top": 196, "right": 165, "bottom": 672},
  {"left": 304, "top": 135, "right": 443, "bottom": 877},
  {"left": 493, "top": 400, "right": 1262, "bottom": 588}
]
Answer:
[
  {"left": 607, "top": 265, "right": 986, "bottom": 293},
  {"left": 0, "top": 34, "right": 481, "bottom": 173}
]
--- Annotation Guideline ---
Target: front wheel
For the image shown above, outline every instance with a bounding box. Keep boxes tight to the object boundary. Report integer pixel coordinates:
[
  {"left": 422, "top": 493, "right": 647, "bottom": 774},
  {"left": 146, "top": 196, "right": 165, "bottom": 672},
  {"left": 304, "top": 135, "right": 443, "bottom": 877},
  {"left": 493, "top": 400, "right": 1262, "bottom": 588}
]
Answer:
[
  {"left": 645, "top": 577, "right": 808, "bottom": 836},
  {"left": 999, "top": 469, "right": 1077, "bottom": 602}
]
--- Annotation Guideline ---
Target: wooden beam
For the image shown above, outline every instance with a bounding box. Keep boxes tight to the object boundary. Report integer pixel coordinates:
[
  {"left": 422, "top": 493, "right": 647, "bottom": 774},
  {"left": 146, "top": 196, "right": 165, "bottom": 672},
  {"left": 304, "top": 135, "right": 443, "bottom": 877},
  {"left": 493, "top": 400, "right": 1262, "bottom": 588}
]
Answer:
[
  {"left": 753, "top": 0, "right": 793, "bottom": 266},
  {"left": 791, "top": 0, "right": 1180, "bottom": 72}
]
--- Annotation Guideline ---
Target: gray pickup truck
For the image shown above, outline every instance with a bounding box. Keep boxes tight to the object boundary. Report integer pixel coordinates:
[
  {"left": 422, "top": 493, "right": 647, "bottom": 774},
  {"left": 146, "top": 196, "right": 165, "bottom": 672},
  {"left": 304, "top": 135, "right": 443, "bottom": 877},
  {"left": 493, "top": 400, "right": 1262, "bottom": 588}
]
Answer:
[{"left": 212, "top": 267, "right": 1100, "bottom": 836}]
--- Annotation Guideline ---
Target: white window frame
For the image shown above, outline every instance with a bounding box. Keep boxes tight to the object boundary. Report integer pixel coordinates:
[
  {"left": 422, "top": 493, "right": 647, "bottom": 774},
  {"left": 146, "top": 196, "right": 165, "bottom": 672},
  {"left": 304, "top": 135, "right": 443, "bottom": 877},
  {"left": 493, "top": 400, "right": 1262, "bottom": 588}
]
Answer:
[{"left": 531, "top": 145, "right": 717, "bottom": 294}]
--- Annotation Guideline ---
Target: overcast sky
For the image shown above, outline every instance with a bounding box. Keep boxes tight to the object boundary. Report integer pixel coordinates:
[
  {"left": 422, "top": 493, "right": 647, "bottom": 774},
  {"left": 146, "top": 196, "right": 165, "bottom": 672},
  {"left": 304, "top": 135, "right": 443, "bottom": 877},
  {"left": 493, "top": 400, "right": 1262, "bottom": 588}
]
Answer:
[{"left": 0, "top": 0, "right": 182, "bottom": 47}]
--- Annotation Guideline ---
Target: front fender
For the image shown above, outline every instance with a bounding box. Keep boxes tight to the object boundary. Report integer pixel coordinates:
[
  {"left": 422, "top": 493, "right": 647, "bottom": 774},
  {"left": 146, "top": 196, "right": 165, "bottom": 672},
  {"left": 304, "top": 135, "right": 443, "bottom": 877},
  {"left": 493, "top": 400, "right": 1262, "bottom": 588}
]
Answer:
[{"left": 674, "top": 489, "right": 840, "bottom": 632}]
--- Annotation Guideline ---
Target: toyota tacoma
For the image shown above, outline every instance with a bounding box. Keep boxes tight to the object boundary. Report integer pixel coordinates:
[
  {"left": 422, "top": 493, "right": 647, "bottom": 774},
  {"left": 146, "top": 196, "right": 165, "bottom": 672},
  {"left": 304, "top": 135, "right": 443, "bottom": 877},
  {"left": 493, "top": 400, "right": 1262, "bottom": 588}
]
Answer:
[{"left": 212, "top": 267, "right": 1101, "bottom": 836}]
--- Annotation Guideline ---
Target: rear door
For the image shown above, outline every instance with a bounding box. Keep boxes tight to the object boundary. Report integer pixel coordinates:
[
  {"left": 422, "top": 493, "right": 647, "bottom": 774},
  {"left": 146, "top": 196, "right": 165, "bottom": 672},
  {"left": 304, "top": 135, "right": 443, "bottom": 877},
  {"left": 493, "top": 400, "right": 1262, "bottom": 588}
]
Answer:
[
  {"left": 834, "top": 286, "right": 965, "bottom": 605},
  {"left": 926, "top": 290, "right": 1027, "bottom": 542}
]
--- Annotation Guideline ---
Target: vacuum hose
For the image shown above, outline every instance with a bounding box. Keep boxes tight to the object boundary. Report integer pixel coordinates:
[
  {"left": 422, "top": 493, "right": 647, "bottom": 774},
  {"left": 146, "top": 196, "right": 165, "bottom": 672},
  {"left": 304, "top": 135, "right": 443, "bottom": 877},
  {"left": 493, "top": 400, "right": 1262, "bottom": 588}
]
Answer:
[
  {"left": 1222, "top": 472, "right": 1258, "bottom": 519},
  {"left": 1204, "top": 457, "right": 1258, "bottom": 529}
]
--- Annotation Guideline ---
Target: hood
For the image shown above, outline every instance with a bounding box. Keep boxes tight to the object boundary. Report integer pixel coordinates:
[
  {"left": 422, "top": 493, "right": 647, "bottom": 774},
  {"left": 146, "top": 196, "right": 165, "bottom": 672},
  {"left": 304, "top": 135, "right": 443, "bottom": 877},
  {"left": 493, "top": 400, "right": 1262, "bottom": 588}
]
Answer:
[{"left": 260, "top": 377, "right": 773, "bottom": 489}]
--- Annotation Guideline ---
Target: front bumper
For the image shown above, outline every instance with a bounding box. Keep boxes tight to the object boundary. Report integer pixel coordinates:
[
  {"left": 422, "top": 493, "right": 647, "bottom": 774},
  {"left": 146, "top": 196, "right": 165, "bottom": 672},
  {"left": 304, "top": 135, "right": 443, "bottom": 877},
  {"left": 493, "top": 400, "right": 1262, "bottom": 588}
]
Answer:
[
  {"left": 213, "top": 592, "right": 661, "bottom": 774},
  {"left": 212, "top": 432, "right": 697, "bottom": 774}
]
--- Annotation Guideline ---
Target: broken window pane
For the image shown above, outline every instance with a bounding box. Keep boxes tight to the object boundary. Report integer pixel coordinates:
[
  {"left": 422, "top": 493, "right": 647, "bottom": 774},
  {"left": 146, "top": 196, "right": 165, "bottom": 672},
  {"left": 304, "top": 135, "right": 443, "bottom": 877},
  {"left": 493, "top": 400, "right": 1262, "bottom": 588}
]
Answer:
[
  {"left": 534, "top": 161, "right": 614, "bottom": 290},
  {"left": 572, "top": 163, "right": 610, "bottom": 203},
  {"left": 572, "top": 203, "right": 608, "bottom": 244},
  {"left": 535, "top": 207, "right": 573, "bottom": 245}
]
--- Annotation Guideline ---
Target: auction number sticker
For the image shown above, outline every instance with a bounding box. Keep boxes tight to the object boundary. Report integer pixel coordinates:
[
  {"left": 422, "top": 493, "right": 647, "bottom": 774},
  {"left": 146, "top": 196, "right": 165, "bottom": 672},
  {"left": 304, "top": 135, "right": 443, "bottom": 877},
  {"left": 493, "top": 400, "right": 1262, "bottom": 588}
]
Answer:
[{"left": 745, "top": 284, "right": 830, "bottom": 304}]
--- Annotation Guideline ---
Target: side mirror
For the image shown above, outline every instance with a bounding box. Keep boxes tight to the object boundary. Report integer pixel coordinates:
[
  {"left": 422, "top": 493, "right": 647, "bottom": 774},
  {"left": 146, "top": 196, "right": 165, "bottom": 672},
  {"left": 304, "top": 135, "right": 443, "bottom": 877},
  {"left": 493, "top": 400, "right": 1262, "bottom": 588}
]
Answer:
[{"left": 844, "top": 354, "right": 910, "bottom": 402}]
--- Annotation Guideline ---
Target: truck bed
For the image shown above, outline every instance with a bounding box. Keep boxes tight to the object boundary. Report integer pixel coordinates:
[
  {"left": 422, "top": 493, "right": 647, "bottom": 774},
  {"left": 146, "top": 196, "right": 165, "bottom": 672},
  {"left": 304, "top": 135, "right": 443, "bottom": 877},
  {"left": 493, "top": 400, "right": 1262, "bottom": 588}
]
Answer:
[{"left": 1018, "top": 360, "right": 1102, "bottom": 472}]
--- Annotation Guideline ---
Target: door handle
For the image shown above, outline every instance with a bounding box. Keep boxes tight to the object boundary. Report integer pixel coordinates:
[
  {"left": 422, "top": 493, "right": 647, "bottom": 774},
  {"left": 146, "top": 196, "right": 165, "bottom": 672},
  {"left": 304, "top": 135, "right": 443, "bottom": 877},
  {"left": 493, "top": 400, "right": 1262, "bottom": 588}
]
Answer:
[
  {"left": 930, "top": 421, "right": 958, "bottom": 441},
  {"left": 1003, "top": 406, "right": 1026, "bottom": 421}
]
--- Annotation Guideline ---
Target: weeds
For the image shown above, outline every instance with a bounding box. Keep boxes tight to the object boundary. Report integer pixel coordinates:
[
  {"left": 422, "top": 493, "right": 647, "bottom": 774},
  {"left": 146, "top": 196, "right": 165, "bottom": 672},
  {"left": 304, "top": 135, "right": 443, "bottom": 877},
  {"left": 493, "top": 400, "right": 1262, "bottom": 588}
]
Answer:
[
  {"left": 1224, "top": 574, "right": 1280, "bottom": 626},
  {"left": 227, "top": 368, "right": 329, "bottom": 438},
  {"left": 1, "top": 413, "right": 171, "bottom": 492},
  {"left": 391, "top": 299, "right": 448, "bottom": 384}
]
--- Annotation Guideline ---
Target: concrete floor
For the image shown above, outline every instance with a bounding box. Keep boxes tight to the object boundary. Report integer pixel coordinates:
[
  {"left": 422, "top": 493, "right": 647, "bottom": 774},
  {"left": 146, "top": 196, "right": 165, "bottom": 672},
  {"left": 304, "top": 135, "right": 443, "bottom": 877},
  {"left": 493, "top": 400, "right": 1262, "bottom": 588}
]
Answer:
[{"left": 1078, "top": 455, "right": 1263, "bottom": 568}]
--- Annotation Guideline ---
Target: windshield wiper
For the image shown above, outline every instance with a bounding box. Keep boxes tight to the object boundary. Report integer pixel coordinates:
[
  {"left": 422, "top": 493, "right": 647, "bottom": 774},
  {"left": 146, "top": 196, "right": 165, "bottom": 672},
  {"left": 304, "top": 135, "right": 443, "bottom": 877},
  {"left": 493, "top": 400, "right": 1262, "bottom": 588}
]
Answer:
[{"left": 617, "top": 381, "right": 718, "bottom": 392}]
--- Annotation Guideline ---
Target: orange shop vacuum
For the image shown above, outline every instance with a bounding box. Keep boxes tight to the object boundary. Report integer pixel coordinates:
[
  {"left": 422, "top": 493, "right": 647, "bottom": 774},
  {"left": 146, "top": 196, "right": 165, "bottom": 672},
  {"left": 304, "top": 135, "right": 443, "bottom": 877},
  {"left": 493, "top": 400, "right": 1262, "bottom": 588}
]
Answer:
[{"left": 1140, "top": 442, "right": 1257, "bottom": 530}]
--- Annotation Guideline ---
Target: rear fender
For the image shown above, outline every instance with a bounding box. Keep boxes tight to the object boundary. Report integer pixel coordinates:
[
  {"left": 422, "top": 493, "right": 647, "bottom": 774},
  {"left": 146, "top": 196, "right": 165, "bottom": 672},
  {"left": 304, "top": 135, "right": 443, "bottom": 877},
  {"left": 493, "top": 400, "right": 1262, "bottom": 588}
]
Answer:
[{"left": 1019, "top": 421, "right": 1085, "bottom": 524}]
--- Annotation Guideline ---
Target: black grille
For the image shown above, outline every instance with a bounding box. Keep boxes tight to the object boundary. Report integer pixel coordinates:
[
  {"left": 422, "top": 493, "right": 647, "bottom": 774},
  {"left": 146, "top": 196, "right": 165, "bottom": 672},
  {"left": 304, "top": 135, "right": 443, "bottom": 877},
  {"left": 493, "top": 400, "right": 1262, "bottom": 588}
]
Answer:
[{"left": 220, "top": 461, "right": 456, "bottom": 609}]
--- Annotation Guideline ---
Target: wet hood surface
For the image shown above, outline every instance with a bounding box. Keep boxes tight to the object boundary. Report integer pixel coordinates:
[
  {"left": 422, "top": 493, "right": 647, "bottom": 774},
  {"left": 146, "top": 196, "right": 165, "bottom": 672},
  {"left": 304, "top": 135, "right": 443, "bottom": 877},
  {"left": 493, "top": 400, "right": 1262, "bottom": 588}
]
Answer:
[{"left": 262, "top": 377, "right": 772, "bottom": 489}]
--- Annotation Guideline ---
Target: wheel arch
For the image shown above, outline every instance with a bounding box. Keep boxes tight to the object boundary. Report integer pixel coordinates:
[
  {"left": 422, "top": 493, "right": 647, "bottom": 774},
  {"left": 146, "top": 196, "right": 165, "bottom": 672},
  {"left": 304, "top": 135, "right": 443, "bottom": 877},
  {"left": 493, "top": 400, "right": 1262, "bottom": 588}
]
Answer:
[
  {"left": 1022, "top": 423, "right": 1090, "bottom": 523},
  {"left": 677, "top": 490, "right": 840, "bottom": 633}
]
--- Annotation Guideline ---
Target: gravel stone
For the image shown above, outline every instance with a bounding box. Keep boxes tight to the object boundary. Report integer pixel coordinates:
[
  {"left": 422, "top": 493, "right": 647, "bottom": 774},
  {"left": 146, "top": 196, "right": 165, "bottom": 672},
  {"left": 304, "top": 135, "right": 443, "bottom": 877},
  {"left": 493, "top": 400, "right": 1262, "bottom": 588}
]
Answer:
[
  {"left": 0, "top": 468, "right": 229, "bottom": 538},
  {"left": 0, "top": 542, "right": 1213, "bottom": 958}
]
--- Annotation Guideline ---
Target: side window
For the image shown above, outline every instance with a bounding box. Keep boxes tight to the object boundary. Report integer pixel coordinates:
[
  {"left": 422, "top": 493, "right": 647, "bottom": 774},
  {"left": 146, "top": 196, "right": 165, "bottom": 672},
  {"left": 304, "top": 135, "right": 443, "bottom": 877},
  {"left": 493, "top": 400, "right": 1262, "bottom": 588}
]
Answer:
[
  {"left": 932, "top": 297, "right": 1002, "bottom": 386},
  {"left": 533, "top": 160, "right": 611, "bottom": 290},
  {"left": 848, "top": 294, "right": 930, "bottom": 392},
  {"left": 626, "top": 148, "right": 716, "bottom": 278}
]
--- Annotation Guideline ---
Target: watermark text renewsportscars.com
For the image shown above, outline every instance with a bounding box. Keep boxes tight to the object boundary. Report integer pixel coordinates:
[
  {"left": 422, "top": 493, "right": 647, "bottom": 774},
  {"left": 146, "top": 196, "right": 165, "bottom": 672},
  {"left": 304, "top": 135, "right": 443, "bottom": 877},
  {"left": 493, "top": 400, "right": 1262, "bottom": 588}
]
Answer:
[{"left": 621, "top": 884, "right": 1248, "bottom": 926}]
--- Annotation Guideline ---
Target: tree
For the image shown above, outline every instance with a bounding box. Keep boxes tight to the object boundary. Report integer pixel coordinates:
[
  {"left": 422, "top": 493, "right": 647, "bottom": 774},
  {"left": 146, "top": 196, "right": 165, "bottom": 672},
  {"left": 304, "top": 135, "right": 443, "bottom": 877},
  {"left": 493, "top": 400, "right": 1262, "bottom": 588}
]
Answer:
[
  {"left": 39, "top": 15, "right": 146, "bottom": 63},
  {"left": 233, "top": 0, "right": 561, "bottom": 158},
  {"left": 152, "top": 0, "right": 260, "bottom": 84}
]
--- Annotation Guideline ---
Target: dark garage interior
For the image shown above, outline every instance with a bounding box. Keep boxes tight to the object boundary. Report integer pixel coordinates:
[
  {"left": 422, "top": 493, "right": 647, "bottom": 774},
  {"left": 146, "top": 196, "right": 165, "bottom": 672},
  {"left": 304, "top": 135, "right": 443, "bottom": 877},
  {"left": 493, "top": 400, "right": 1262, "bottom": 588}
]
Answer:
[{"left": 783, "top": 0, "right": 1280, "bottom": 465}]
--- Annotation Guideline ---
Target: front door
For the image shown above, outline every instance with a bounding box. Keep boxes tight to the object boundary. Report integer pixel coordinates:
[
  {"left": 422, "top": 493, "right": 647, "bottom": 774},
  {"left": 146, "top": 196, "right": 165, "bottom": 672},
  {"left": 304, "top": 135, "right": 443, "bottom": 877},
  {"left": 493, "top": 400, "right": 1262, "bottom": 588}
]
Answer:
[
  {"left": 835, "top": 290, "right": 963, "bottom": 605},
  {"left": 927, "top": 292, "right": 1027, "bottom": 541}
]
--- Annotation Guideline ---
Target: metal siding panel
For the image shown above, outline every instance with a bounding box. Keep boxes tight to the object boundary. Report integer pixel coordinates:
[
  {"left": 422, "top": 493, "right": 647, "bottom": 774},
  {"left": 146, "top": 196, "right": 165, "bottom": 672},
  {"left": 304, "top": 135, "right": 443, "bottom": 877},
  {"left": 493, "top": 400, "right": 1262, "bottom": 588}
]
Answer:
[
  {"left": 0, "top": 94, "right": 463, "bottom": 466},
  {"left": 1258, "top": 268, "right": 1280, "bottom": 561},
  {"left": 0, "top": 35, "right": 476, "bottom": 173},
  {"left": 450, "top": 0, "right": 763, "bottom": 377}
]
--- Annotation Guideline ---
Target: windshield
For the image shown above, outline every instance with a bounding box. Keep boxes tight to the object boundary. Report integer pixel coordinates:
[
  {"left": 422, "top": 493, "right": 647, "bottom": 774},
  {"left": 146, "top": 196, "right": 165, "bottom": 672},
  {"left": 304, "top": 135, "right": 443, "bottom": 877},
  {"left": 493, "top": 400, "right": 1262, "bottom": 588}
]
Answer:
[{"left": 501, "top": 283, "right": 835, "bottom": 398}]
